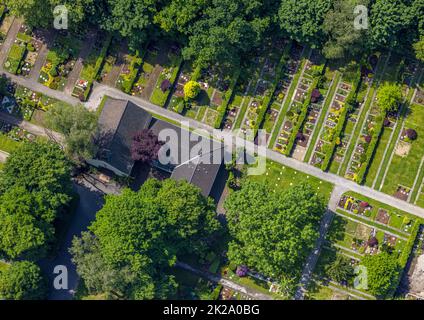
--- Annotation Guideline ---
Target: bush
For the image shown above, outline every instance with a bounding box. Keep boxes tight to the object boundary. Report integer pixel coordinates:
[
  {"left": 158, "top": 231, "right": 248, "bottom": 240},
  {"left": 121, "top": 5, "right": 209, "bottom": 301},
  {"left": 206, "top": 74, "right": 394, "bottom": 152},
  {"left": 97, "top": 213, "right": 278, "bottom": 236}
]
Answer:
[
  {"left": 184, "top": 80, "right": 201, "bottom": 99},
  {"left": 356, "top": 118, "right": 385, "bottom": 184}
]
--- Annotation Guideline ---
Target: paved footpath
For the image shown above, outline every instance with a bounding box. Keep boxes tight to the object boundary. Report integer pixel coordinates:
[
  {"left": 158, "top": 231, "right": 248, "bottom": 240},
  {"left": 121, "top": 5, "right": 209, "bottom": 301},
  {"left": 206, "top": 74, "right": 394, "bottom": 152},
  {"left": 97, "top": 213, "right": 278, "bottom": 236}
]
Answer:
[
  {"left": 1, "top": 65, "right": 424, "bottom": 220},
  {"left": 0, "top": 18, "right": 22, "bottom": 67},
  {"left": 294, "top": 185, "right": 346, "bottom": 300}
]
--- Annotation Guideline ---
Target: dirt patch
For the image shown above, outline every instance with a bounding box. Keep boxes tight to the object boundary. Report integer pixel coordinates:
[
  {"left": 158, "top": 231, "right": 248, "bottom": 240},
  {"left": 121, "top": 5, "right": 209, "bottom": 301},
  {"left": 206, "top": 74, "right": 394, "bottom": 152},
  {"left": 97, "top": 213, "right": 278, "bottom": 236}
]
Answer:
[
  {"left": 395, "top": 140, "right": 411, "bottom": 157},
  {"left": 376, "top": 209, "right": 390, "bottom": 225},
  {"left": 394, "top": 185, "right": 410, "bottom": 201},
  {"left": 292, "top": 145, "right": 306, "bottom": 161}
]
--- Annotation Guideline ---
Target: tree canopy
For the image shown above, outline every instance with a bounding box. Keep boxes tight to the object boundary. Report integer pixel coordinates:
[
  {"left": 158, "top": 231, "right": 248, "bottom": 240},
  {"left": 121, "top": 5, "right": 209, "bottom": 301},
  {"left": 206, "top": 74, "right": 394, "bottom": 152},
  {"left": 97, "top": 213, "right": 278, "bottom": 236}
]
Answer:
[
  {"left": 376, "top": 83, "right": 403, "bottom": 113},
  {"left": 7, "top": 0, "right": 424, "bottom": 65},
  {"left": 0, "top": 261, "right": 46, "bottom": 300},
  {"left": 360, "top": 252, "right": 400, "bottom": 297},
  {"left": 71, "top": 179, "right": 220, "bottom": 299},
  {"left": 0, "top": 140, "right": 73, "bottom": 260},
  {"left": 224, "top": 181, "right": 326, "bottom": 279},
  {"left": 45, "top": 103, "right": 98, "bottom": 162}
]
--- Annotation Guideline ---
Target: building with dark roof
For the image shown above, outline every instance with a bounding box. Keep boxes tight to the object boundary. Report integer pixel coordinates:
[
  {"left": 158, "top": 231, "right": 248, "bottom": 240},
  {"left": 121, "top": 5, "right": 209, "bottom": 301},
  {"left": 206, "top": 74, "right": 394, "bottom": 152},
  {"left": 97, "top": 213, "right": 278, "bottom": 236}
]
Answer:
[{"left": 88, "top": 97, "right": 224, "bottom": 197}]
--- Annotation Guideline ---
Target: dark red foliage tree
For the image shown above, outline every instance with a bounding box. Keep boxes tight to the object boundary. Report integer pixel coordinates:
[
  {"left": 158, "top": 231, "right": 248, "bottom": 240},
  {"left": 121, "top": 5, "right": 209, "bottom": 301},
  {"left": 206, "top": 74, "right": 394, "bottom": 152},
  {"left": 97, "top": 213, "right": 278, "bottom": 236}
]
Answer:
[
  {"left": 383, "top": 118, "right": 391, "bottom": 127},
  {"left": 131, "top": 129, "right": 164, "bottom": 163},
  {"left": 406, "top": 128, "right": 418, "bottom": 140},
  {"left": 368, "top": 237, "right": 378, "bottom": 248},
  {"left": 359, "top": 201, "right": 369, "bottom": 208},
  {"left": 364, "top": 135, "right": 372, "bottom": 143},
  {"left": 311, "top": 88, "right": 321, "bottom": 103},
  {"left": 160, "top": 79, "right": 171, "bottom": 92},
  {"left": 296, "top": 132, "right": 305, "bottom": 141}
]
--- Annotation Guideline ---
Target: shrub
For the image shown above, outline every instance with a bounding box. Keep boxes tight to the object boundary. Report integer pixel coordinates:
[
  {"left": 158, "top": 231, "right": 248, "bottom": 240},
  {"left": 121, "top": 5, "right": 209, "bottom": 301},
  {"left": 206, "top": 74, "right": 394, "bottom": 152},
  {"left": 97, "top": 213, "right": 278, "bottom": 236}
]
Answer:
[
  {"left": 406, "top": 128, "right": 417, "bottom": 140},
  {"left": 184, "top": 80, "right": 200, "bottom": 99},
  {"left": 376, "top": 83, "right": 402, "bottom": 114}
]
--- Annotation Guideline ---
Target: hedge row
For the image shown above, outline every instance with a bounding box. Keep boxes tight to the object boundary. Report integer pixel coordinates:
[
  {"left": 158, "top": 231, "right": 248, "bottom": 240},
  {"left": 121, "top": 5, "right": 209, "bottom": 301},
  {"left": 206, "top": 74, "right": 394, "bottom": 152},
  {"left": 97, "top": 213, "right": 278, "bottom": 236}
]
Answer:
[
  {"left": 388, "top": 221, "right": 421, "bottom": 298},
  {"left": 320, "top": 69, "right": 362, "bottom": 171},
  {"left": 355, "top": 115, "right": 385, "bottom": 184},
  {"left": 284, "top": 77, "right": 320, "bottom": 156},
  {"left": 214, "top": 69, "right": 241, "bottom": 129}
]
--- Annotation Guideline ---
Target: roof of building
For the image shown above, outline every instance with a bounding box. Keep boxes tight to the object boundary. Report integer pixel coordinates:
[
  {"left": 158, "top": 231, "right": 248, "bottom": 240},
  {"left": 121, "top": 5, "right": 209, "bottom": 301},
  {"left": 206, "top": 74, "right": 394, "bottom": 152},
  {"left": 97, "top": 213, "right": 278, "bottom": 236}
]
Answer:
[
  {"left": 97, "top": 98, "right": 152, "bottom": 175},
  {"left": 96, "top": 97, "right": 224, "bottom": 196}
]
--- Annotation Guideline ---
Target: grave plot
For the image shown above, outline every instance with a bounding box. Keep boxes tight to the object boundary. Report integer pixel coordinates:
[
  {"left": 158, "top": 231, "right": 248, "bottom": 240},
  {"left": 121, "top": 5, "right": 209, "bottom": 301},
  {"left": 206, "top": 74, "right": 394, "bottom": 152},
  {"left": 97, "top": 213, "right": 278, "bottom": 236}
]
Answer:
[
  {"left": 99, "top": 39, "right": 128, "bottom": 87},
  {"left": 364, "top": 59, "right": 420, "bottom": 188},
  {"left": 4, "top": 24, "right": 42, "bottom": 76},
  {"left": 38, "top": 34, "right": 82, "bottom": 91},
  {"left": 291, "top": 58, "right": 334, "bottom": 162},
  {"left": 149, "top": 42, "right": 182, "bottom": 107},
  {"left": 310, "top": 62, "right": 362, "bottom": 171},
  {"left": 225, "top": 60, "right": 263, "bottom": 131},
  {"left": 72, "top": 34, "right": 111, "bottom": 101},
  {"left": 0, "top": 5, "right": 7, "bottom": 43},
  {"left": 344, "top": 54, "right": 403, "bottom": 183},
  {"left": 0, "top": 9, "right": 13, "bottom": 48},
  {"left": 273, "top": 50, "right": 324, "bottom": 157},
  {"left": 190, "top": 64, "right": 239, "bottom": 128},
  {"left": 267, "top": 43, "right": 306, "bottom": 148},
  {"left": 116, "top": 50, "right": 143, "bottom": 94},
  {"left": 131, "top": 42, "right": 182, "bottom": 103},
  {"left": 262, "top": 42, "right": 304, "bottom": 141},
  {"left": 7, "top": 85, "right": 60, "bottom": 121},
  {"left": 0, "top": 119, "right": 35, "bottom": 154},
  {"left": 382, "top": 102, "right": 424, "bottom": 201},
  {"left": 167, "top": 62, "right": 194, "bottom": 115},
  {"left": 227, "top": 40, "right": 291, "bottom": 136},
  {"left": 336, "top": 54, "right": 389, "bottom": 176},
  {"left": 168, "top": 62, "right": 238, "bottom": 128},
  {"left": 308, "top": 191, "right": 422, "bottom": 300}
]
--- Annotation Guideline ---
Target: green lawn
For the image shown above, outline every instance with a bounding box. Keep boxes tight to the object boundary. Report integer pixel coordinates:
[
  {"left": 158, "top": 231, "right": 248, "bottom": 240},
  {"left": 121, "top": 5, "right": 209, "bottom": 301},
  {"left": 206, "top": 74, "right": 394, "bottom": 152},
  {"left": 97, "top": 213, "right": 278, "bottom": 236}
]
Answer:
[
  {"left": 247, "top": 159, "right": 334, "bottom": 202},
  {"left": 0, "top": 134, "right": 20, "bottom": 153},
  {"left": 364, "top": 127, "right": 392, "bottom": 187},
  {"left": 382, "top": 103, "right": 424, "bottom": 196},
  {"left": 4, "top": 43, "right": 26, "bottom": 74}
]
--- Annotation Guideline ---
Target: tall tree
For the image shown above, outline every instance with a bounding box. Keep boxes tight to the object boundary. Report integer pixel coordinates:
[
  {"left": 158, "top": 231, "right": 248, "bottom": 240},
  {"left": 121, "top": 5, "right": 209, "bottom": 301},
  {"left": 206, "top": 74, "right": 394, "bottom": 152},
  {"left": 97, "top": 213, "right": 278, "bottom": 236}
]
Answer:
[
  {"left": 360, "top": 252, "right": 400, "bottom": 297},
  {"left": 45, "top": 103, "right": 98, "bottom": 162},
  {"left": 0, "top": 261, "right": 46, "bottom": 300},
  {"left": 130, "top": 129, "right": 163, "bottom": 163},
  {"left": 71, "top": 179, "right": 220, "bottom": 299},
  {"left": 224, "top": 181, "right": 326, "bottom": 279},
  {"left": 278, "top": 0, "right": 332, "bottom": 47},
  {"left": 368, "top": 0, "right": 416, "bottom": 50},
  {"left": 321, "top": 0, "right": 369, "bottom": 60},
  {"left": 0, "top": 140, "right": 72, "bottom": 260}
]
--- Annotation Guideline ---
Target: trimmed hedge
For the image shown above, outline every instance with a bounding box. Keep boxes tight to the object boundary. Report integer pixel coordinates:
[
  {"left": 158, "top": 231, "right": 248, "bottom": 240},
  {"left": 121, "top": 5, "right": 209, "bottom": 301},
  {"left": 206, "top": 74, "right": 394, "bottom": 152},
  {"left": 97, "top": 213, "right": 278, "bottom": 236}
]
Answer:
[
  {"left": 321, "top": 69, "right": 362, "bottom": 171},
  {"left": 214, "top": 69, "right": 240, "bottom": 128},
  {"left": 355, "top": 116, "right": 385, "bottom": 184}
]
